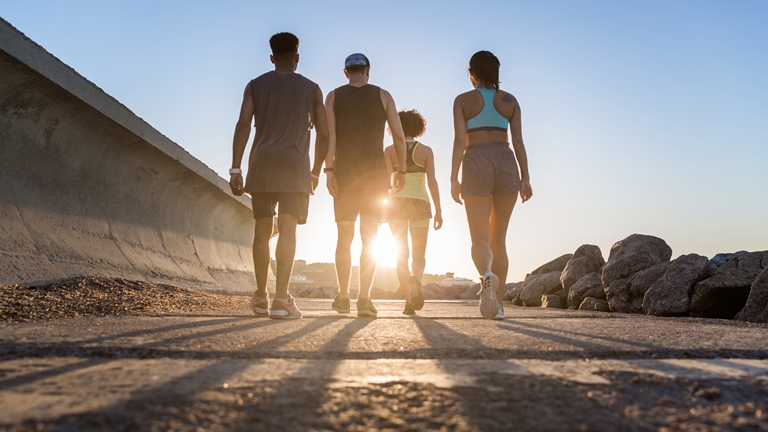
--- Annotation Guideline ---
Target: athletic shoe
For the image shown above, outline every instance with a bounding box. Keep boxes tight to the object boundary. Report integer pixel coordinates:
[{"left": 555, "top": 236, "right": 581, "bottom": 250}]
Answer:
[
  {"left": 403, "top": 303, "right": 416, "bottom": 315},
  {"left": 249, "top": 293, "right": 269, "bottom": 317},
  {"left": 332, "top": 294, "right": 350, "bottom": 314},
  {"left": 269, "top": 295, "right": 302, "bottom": 319},
  {"left": 409, "top": 276, "right": 425, "bottom": 311},
  {"left": 479, "top": 273, "right": 499, "bottom": 319},
  {"left": 492, "top": 304, "right": 504, "bottom": 320},
  {"left": 356, "top": 297, "right": 378, "bottom": 318}
]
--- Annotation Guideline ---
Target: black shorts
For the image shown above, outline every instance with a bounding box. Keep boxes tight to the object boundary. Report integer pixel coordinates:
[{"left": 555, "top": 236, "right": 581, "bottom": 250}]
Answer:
[
  {"left": 251, "top": 192, "right": 309, "bottom": 225},
  {"left": 334, "top": 187, "right": 388, "bottom": 224}
]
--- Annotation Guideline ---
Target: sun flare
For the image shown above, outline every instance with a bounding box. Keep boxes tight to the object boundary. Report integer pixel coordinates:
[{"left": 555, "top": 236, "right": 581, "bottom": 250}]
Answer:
[{"left": 374, "top": 227, "right": 398, "bottom": 268}]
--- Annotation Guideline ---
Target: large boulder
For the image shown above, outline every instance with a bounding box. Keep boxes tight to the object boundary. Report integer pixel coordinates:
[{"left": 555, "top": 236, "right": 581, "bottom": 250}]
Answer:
[
  {"left": 579, "top": 297, "right": 610, "bottom": 312},
  {"left": 605, "top": 262, "right": 671, "bottom": 313},
  {"left": 503, "top": 282, "right": 524, "bottom": 305},
  {"left": 568, "top": 272, "right": 605, "bottom": 308},
  {"left": 541, "top": 294, "right": 566, "bottom": 309},
  {"left": 561, "top": 245, "right": 605, "bottom": 292},
  {"left": 735, "top": 267, "right": 768, "bottom": 323},
  {"left": 691, "top": 251, "right": 768, "bottom": 319},
  {"left": 643, "top": 254, "right": 713, "bottom": 316},
  {"left": 519, "top": 271, "right": 562, "bottom": 307},
  {"left": 601, "top": 234, "right": 673, "bottom": 289},
  {"left": 530, "top": 254, "right": 573, "bottom": 276},
  {"left": 710, "top": 251, "right": 748, "bottom": 267},
  {"left": 424, "top": 283, "right": 448, "bottom": 299},
  {"left": 459, "top": 284, "right": 480, "bottom": 300}
]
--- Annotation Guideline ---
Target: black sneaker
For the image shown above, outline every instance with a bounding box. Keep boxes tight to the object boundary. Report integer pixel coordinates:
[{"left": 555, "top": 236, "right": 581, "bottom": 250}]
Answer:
[
  {"left": 356, "top": 297, "right": 378, "bottom": 317},
  {"left": 403, "top": 303, "right": 416, "bottom": 315},
  {"left": 409, "top": 276, "right": 425, "bottom": 311},
  {"left": 332, "top": 294, "right": 350, "bottom": 314}
]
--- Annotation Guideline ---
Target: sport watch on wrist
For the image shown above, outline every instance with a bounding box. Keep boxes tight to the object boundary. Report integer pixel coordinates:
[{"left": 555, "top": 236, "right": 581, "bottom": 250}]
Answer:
[
  {"left": 229, "top": 168, "right": 242, "bottom": 175},
  {"left": 324, "top": 167, "right": 334, "bottom": 173}
]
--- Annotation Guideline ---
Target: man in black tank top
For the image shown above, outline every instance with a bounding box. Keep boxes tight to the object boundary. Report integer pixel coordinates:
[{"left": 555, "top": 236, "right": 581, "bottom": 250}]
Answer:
[
  {"left": 324, "top": 53, "right": 407, "bottom": 317},
  {"left": 229, "top": 32, "right": 329, "bottom": 319}
]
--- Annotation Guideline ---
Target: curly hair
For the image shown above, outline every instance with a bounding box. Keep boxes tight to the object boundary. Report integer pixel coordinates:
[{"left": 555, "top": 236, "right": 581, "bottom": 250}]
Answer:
[
  {"left": 398, "top": 109, "right": 426, "bottom": 138},
  {"left": 269, "top": 32, "right": 299, "bottom": 59},
  {"left": 469, "top": 51, "right": 501, "bottom": 90}
]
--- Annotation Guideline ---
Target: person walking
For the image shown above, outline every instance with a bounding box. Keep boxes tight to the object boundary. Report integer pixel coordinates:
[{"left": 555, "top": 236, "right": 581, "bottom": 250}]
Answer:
[
  {"left": 229, "top": 32, "right": 329, "bottom": 319},
  {"left": 325, "top": 53, "right": 406, "bottom": 318},
  {"left": 450, "top": 51, "right": 533, "bottom": 320},
  {"left": 384, "top": 110, "right": 442, "bottom": 315}
]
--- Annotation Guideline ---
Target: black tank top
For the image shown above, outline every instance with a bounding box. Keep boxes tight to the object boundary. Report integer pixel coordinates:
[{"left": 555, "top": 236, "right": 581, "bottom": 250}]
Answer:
[{"left": 333, "top": 84, "right": 389, "bottom": 190}]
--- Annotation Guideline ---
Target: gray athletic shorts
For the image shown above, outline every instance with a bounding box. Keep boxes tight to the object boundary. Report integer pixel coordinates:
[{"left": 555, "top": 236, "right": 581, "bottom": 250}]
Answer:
[{"left": 461, "top": 142, "right": 521, "bottom": 196}]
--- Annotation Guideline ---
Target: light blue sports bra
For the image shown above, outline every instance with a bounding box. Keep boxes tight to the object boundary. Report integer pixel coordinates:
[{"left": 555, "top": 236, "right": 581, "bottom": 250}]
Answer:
[{"left": 466, "top": 88, "right": 509, "bottom": 133}]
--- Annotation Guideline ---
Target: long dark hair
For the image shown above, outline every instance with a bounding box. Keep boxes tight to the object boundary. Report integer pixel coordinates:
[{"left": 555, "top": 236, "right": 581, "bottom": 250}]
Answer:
[{"left": 469, "top": 51, "right": 500, "bottom": 90}]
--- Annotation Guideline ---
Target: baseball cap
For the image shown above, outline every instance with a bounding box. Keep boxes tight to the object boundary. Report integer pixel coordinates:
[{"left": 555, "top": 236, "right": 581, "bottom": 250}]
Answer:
[{"left": 344, "top": 53, "right": 370, "bottom": 69}]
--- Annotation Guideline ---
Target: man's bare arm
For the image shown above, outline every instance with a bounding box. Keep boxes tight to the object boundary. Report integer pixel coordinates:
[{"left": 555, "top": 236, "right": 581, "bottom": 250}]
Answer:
[
  {"left": 324, "top": 90, "right": 338, "bottom": 198},
  {"left": 381, "top": 89, "right": 406, "bottom": 191},
  {"left": 425, "top": 147, "right": 443, "bottom": 229},
  {"left": 230, "top": 82, "right": 255, "bottom": 196},
  {"left": 312, "top": 86, "right": 329, "bottom": 177}
]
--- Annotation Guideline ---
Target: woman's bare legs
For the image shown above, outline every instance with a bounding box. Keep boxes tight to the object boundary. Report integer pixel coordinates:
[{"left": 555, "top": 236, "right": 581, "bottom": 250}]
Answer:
[
  {"left": 489, "top": 193, "right": 518, "bottom": 302},
  {"left": 389, "top": 221, "right": 412, "bottom": 301},
  {"left": 464, "top": 195, "right": 494, "bottom": 276},
  {"left": 409, "top": 226, "right": 429, "bottom": 282}
]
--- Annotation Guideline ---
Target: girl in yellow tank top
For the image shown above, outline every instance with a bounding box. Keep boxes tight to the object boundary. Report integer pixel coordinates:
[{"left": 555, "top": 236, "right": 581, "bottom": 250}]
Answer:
[{"left": 384, "top": 110, "right": 443, "bottom": 315}]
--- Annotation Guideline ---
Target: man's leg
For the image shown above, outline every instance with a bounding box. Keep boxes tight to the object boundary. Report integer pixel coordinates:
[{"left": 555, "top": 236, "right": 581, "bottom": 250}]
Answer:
[
  {"left": 252, "top": 217, "right": 275, "bottom": 298},
  {"left": 274, "top": 213, "right": 299, "bottom": 299},
  {"left": 389, "top": 221, "right": 411, "bottom": 300},
  {"left": 490, "top": 193, "right": 518, "bottom": 302},
  {"left": 358, "top": 215, "right": 379, "bottom": 299},
  {"left": 335, "top": 223, "right": 355, "bottom": 299}
]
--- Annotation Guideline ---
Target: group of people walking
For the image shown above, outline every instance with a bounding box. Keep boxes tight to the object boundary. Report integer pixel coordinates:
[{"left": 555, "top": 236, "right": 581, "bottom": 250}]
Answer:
[{"left": 229, "top": 32, "right": 532, "bottom": 321}]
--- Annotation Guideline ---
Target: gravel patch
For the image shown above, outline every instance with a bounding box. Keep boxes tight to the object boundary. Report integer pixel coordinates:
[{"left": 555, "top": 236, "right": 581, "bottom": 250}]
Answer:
[{"left": 0, "top": 277, "right": 250, "bottom": 322}]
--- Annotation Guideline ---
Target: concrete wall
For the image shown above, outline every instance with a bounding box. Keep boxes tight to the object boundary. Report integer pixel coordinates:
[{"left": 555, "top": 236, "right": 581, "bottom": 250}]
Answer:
[{"left": 0, "top": 18, "right": 270, "bottom": 293}]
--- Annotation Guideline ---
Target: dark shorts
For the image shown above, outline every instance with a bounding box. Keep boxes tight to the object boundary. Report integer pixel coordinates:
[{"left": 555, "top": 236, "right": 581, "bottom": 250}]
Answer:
[
  {"left": 389, "top": 197, "right": 432, "bottom": 224},
  {"left": 251, "top": 192, "right": 309, "bottom": 225},
  {"left": 334, "top": 187, "right": 389, "bottom": 224},
  {"left": 461, "top": 142, "right": 521, "bottom": 196}
]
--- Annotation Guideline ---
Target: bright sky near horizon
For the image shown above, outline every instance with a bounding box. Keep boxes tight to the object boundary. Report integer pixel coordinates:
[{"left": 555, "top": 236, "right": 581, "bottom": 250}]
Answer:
[{"left": 2, "top": 1, "right": 767, "bottom": 282}]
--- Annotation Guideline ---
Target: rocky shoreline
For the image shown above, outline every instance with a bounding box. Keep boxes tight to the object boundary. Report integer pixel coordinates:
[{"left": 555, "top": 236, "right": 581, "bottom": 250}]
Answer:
[{"left": 504, "top": 234, "right": 768, "bottom": 323}]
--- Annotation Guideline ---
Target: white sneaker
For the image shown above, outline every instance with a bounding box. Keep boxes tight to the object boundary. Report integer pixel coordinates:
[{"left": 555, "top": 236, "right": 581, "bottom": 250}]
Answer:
[
  {"left": 492, "top": 304, "right": 504, "bottom": 320},
  {"left": 479, "top": 272, "right": 499, "bottom": 319}
]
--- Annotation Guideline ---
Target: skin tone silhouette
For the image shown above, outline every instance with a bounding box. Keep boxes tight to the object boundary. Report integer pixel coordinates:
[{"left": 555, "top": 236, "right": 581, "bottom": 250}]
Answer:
[
  {"left": 451, "top": 67, "right": 532, "bottom": 303},
  {"left": 230, "top": 51, "right": 329, "bottom": 300},
  {"left": 325, "top": 66, "right": 406, "bottom": 302},
  {"left": 384, "top": 134, "right": 443, "bottom": 306}
]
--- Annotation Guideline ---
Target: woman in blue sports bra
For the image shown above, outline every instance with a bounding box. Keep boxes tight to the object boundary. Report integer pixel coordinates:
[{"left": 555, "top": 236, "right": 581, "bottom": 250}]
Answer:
[{"left": 450, "top": 50, "right": 533, "bottom": 320}]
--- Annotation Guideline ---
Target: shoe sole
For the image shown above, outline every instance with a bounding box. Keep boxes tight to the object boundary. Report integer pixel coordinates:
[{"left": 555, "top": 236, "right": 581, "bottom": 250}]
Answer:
[
  {"left": 480, "top": 274, "right": 499, "bottom": 319},
  {"left": 357, "top": 311, "right": 378, "bottom": 317},
  {"left": 332, "top": 307, "right": 350, "bottom": 314},
  {"left": 269, "top": 310, "right": 302, "bottom": 319}
]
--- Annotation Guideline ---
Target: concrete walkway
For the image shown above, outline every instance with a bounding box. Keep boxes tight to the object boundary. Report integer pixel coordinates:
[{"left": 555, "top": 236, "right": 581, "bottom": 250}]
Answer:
[{"left": 2, "top": 300, "right": 767, "bottom": 431}]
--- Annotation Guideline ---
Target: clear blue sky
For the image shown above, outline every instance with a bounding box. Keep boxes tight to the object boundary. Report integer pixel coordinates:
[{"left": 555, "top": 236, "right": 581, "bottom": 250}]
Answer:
[{"left": 2, "top": 0, "right": 767, "bottom": 282}]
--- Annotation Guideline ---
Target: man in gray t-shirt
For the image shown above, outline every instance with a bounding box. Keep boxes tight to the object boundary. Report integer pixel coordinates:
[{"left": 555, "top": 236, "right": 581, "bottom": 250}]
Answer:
[{"left": 229, "top": 32, "right": 328, "bottom": 319}]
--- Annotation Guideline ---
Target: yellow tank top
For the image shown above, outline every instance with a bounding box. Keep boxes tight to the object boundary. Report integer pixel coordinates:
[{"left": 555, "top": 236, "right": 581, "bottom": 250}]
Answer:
[{"left": 390, "top": 140, "right": 429, "bottom": 201}]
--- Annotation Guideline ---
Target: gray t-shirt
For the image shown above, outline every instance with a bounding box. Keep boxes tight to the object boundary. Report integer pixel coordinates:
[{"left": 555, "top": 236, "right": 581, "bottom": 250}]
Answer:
[{"left": 244, "top": 71, "right": 318, "bottom": 194}]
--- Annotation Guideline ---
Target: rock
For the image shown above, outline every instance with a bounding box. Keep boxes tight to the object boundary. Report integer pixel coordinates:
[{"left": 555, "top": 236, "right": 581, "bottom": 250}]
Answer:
[
  {"left": 711, "top": 251, "right": 748, "bottom": 267},
  {"left": 568, "top": 272, "right": 605, "bottom": 308},
  {"left": 579, "top": 297, "right": 610, "bottom": 312},
  {"left": 561, "top": 245, "right": 605, "bottom": 292},
  {"left": 459, "top": 284, "right": 480, "bottom": 300},
  {"left": 519, "top": 271, "right": 563, "bottom": 307},
  {"left": 643, "top": 254, "right": 713, "bottom": 316},
  {"left": 503, "top": 282, "right": 524, "bottom": 305},
  {"left": 541, "top": 294, "right": 566, "bottom": 309},
  {"left": 308, "top": 287, "right": 326, "bottom": 298},
  {"left": 530, "top": 254, "right": 573, "bottom": 276},
  {"left": 605, "top": 262, "right": 671, "bottom": 313},
  {"left": 602, "top": 234, "right": 673, "bottom": 289},
  {"left": 691, "top": 251, "right": 768, "bottom": 319},
  {"left": 423, "top": 283, "right": 448, "bottom": 298},
  {"left": 552, "top": 289, "right": 567, "bottom": 298},
  {"left": 321, "top": 286, "right": 338, "bottom": 298},
  {"left": 735, "top": 266, "right": 768, "bottom": 323},
  {"left": 370, "top": 287, "right": 398, "bottom": 299}
]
